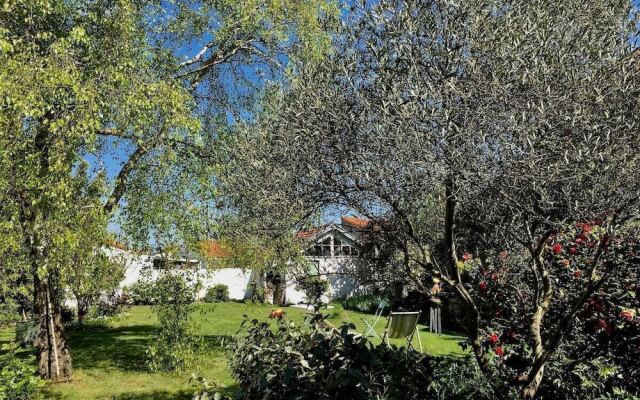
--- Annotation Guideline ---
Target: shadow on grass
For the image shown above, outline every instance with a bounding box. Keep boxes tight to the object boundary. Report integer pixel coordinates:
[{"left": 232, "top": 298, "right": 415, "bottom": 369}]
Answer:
[
  {"left": 66, "top": 324, "right": 158, "bottom": 371},
  {"left": 111, "top": 384, "right": 241, "bottom": 400},
  {"left": 67, "top": 323, "right": 236, "bottom": 373},
  {"left": 113, "top": 389, "right": 194, "bottom": 400}
]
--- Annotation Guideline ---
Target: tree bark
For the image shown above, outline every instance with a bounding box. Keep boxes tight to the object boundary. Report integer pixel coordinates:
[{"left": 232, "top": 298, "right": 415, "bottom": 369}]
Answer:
[
  {"left": 76, "top": 295, "right": 90, "bottom": 323},
  {"left": 443, "top": 177, "right": 490, "bottom": 373},
  {"left": 33, "top": 274, "right": 73, "bottom": 382}
]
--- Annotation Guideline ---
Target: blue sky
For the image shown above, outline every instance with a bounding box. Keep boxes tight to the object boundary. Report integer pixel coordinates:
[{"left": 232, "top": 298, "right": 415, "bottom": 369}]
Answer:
[{"left": 95, "top": 0, "right": 640, "bottom": 236}]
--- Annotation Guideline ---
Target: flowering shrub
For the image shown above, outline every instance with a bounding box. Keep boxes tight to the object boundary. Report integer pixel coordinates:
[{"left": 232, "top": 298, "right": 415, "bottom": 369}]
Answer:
[{"left": 453, "top": 222, "right": 640, "bottom": 398}]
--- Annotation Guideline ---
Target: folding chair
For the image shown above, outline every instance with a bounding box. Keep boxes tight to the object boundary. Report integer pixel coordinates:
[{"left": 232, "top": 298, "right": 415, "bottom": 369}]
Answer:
[
  {"left": 381, "top": 311, "right": 423, "bottom": 352},
  {"left": 361, "top": 301, "right": 387, "bottom": 338}
]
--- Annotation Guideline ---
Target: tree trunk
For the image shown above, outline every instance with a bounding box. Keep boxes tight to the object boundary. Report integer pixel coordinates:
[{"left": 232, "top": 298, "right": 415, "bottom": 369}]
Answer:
[
  {"left": 443, "top": 177, "right": 490, "bottom": 374},
  {"left": 76, "top": 296, "right": 90, "bottom": 323},
  {"left": 33, "top": 275, "right": 73, "bottom": 382},
  {"left": 272, "top": 273, "right": 286, "bottom": 306}
]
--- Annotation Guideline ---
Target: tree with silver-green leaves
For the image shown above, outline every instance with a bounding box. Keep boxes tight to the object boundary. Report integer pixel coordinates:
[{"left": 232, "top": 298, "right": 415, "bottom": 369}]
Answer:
[
  {"left": 0, "top": 0, "right": 336, "bottom": 382},
  {"left": 222, "top": 1, "right": 640, "bottom": 398}
]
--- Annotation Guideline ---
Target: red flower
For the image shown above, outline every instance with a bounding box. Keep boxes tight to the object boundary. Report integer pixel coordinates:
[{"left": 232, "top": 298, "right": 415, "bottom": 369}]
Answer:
[
  {"left": 560, "top": 259, "right": 570, "bottom": 268},
  {"left": 588, "top": 241, "right": 597, "bottom": 249},
  {"left": 490, "top": 273, "right": 498, "bottom": 282},
  {"left": 569, "top": 247, "right": 578, "bottom": 255},
  {"left": 494, "top": 346, "right": 505, "bottom": 357},
  {"left": 605, "top": 324, "right": 615, "bottom": 336},
  {"left": 596, "top": 319, "right": 608, "bottom": 330},
  {"left": 462, "top": 252, "right": 473, "bottom": 262},
  {"left": 479, "top": 281, "right": 488, "bottom": 292},
  {"left": 620, "top": 309, "right": 635, "bottom": 321},
  {"left": 573, "top": 270, "right": 582, "bottom": 279},
  {"left": 488, "top": 333, "right": 499, "bottom": 344},
  {"left": 575, "top": 237, "right": 584, "bottom": 245},
  {"left": 552, "top": 244, "right": 562, "bottom": 254},
  {"left": 582, "top": 224, "right": 592, "bottom": 234}
]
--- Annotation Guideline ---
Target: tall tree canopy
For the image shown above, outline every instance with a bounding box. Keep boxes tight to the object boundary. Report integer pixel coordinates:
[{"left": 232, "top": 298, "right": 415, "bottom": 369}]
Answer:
[
  {"left": 0, "top": 0, "right": 336, "bottom": 381},
  {"left": 223, "top": 0, "right": 640, "bottom": 398}
]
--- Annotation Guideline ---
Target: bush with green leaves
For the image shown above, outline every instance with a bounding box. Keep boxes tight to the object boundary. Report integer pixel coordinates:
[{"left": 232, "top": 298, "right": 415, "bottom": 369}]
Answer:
[
  {"left": 226, "top": 312, "right": 434, "bottom": 400},
  {"left": 203, "top": 284, "right": 230, "bottom": 303},
  {"left": 336, "top": 294, "right": 388, "bottom": 314},
  {"left": 91, "top": 291, "right": 131, "bottom": 319},
  {"left": 146, "top": 273, "right": 198, "bottom": 372},
  {"left": 295, "top": 276, "right": 329, "bottom": 306},
  {"left": 246, "top": 280, "right": 264, "bottom": 303},
  {"left": 123, "top": 281, "right": 158, "bottom": 305},
  {"left": 0, "top": 344, "right": 44, "bottom": 400}
]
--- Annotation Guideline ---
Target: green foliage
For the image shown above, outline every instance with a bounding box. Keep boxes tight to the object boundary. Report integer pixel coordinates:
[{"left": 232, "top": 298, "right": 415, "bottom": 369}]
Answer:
[
  {"left": 0, "top": 344, "right": 45, "bottom": 400},
  {"left": 146, "top": 273, "right": 199, "bottom": 372},
  {"left": 123, "top": 281, "right": 158, "bottom": 305},
  {"left": 91, "top": 291, "right": 131, "bottom": 319},
  {"left": 246, "top": 281, "right": 264, "bottom": 303},
  {"left": 203, "top": 284, "right": 230, "bottom": 303},
  {"left": 65, "top": 163, "right": 126, "bottom": 320},
  {"left": 336, "top": 294, "right": 388, "bottom": 314},
  {"left": 428, "top": 357, "right": 517, "bottom": 400},
  {"left": 226, "top": 313, "right": 434, "bottom": 400},
  {"left": 295, "top": 276, "right": 329, "bottom": 305}
]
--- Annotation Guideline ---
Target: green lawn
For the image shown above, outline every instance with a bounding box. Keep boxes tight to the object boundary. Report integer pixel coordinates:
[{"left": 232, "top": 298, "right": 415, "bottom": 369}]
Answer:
[{"left": 0, "top": 303, "right": 466, "bottom": 399}]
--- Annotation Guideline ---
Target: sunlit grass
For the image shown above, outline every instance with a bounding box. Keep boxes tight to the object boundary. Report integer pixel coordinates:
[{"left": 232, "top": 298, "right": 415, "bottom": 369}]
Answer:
[{"left": 0, "top": 303, "right": 466, "bottom": 399}]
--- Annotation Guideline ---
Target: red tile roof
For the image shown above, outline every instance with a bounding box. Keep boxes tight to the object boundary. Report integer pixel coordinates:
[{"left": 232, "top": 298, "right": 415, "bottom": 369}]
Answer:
[
  {"left": 107, "top": 239, "right": 128, "bottom": 250},
  {"left": 200, "top": 240, "right": 232, "bottom": 258},
  {"left": 296, "top": 224, "right": 328, "bottom": 240},
  {"left": 341, "top": 216, "right": 370, "bottom": 230}
]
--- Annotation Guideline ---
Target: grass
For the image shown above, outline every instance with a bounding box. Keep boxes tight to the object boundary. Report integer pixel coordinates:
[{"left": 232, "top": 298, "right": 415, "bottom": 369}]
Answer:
[{"left": 0, "top": 303, "right": 466, "bottom": 399}]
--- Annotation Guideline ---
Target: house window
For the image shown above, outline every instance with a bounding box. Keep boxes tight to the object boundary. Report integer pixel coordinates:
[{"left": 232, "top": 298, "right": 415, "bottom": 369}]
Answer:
[
  {"left": 307, "top": 260, "right": 320, "bottom": 275},
  {"left": 333, "top": 237, "right": 342, "bottom": 255},
  {"left": 319, "top": 236, "right": 332, "bottom": 256},
  {"left": 341, "top": 245, "right": 359, "bottom": 256}
]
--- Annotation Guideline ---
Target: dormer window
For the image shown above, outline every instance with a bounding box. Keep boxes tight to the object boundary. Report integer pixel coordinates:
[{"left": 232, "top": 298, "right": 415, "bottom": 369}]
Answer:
[{"left": 303, "top": 234, "right": 360, "bottom": 257}]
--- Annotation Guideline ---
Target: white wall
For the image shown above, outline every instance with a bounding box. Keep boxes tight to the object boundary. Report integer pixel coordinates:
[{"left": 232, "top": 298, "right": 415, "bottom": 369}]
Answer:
[
  {"left": 109, "top": 230, "right": 362, "bottom": 305},
  {"left": 111, "top": 248, "right": 253, "bottom": 301},
  {"left": 284, "top": 256, "right": 361, "bottom": 305}
]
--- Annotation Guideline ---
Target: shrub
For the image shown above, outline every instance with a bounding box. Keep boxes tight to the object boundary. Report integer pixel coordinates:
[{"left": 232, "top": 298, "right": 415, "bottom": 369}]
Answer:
[
  {"left": 295, "top": 276, "right": 329, "bottom": 305},
  {"left": 226, "top": 312, "right": 434, "bottom": 400},
  {"left": 203, "top": 284, "right": 230, "bottom": 303},
  {"left": 146, "top": 274, "right": 198, "bottom": 372},
  {"left": 429, "top": 356, "right": 517, "bottom": 400},
  {"left": 123, "top": 281, "right": 157, "bottom": 305},
  {"left": 92, "top": 291, "right": 130, "bottom": 318},
  {"left": 0, "top": 344, "right": 44, "bottom": 400},
  {"left": 336, "top": 294, "right": 388, "bottom": 314},
  {"left": 246, "top": 280, "right": 264, "bottom": 303}
]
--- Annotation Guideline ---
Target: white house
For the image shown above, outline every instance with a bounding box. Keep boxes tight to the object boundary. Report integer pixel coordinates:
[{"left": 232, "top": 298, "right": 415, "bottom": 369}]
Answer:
[{"left": 114, "top": 216, "right": 373, "bottom": 304}]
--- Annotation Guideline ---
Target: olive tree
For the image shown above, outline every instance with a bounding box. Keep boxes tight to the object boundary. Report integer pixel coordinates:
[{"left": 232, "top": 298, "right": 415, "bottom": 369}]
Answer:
[{"left": 222, "top": 0, "right": 640, "bottom": 398}]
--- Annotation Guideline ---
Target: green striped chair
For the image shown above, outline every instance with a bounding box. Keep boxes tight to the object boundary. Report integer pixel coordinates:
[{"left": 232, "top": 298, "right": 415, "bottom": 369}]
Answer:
[{"left": 381, "top": 311, "right": 422, "bottom": 352}]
